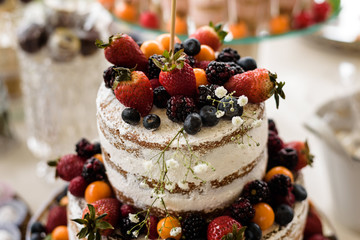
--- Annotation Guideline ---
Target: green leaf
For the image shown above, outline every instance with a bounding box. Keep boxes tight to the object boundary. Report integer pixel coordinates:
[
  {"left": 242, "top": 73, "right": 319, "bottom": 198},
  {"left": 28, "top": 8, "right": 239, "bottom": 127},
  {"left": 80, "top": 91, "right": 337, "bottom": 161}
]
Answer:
[
  {"left": 96, "top": 213, "right": 108, "bottom": 221},
  {"left": 88, "top": 204, "right": 96, "bottom": 220},
  {"left": 96, "top": 220, "right": 114, "bottom": 230},
  {"left": 44, "top": 234, "right": 52, "bottom": 240},
  {"left": 77, "top": 227, "right": 89, "bottom": 239},
  {"left": 72, "top": 218, "right": 88, "bottom": 225},
  {"left": 47, "top": 159, "right": 58, "bottom": 167}
]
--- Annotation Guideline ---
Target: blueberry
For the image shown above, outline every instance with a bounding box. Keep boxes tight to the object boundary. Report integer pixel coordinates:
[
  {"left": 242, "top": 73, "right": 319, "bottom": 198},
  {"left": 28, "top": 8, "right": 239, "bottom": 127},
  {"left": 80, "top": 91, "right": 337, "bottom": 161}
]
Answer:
[
  {"left": 275, "top": 204, "right": 294, "bottom": 226},
  {"left": 237, "top": 56, "right": 257, "bottom": 71},
  {"left": 278, "top": 147, "right": 298, "bottom": 170},
  {"left": 121, "top": 108, "right": 141, "bottom": 125},
  {"left": 217, "top": 96, "right": 243, "bottom": 119},
  {"left": 292, "top": 184, "right": 307, "bottom": 201},
  {"left": 245, "top": 222, "right": 262, "bottom": 240},
  {"left": 174, "top": 42, "right": 184, "bottom": 53},
  {"left": 183, "top": 38, "right": 201, "bottom": 56},
  {"left": 200, "top": 105, "right": 220, "bottom": 127},
  {"left": 184, "top": 113, "right": 202, "bottom": 135},
  {"left": 93, "top": 142, "right": 102, "bottom": 154},
  {"left": 143, "top": 114, "right": 161, "bottom": 130},
  {"left": 31, "top": 221, "right": 46, "bottom": 234}
]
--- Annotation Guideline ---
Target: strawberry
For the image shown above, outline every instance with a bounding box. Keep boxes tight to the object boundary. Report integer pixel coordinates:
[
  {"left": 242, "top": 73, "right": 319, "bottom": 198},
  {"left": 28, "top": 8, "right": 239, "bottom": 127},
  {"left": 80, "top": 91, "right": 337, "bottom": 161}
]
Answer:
[
  {"left": 285, "top": 140, "right": 314, "bottom": 171},
  {"left": 312, "top": 1, "right": 331, "bottom": 23},
  {"left": 48, "top": 154, "right": 85, "bottom": 181},
  {"left": 224, "top": 68, "right": 285, "bottom": 108},
  {"left": 207, "top": 216, "right": 245, "bottom": 240},
  {"left": 73, "top": 198, "right": 121, "bottom": 238},
  {"left": 96, "top": 34, "right": 148, "bottom": 71},
  {"left": 112, "top": 67, "right": 153, "bottom": 116},
  {"left": 189, "top": 22, "right": 227, "bottom": 51},
  {"left": 304, "top": 206, "right": 323, "bottom": 239},
  {"left": 46, "top": 206, "right": 67, "bottom": 233},
  {"left": 153, "top": 50, "right": 196, "bottom": 96},
  {"left": 140, "top": 11, "right": 160, "bottom": 29},
  {"left": 293, "top": 11, "right": 314, "bottom": 29}
]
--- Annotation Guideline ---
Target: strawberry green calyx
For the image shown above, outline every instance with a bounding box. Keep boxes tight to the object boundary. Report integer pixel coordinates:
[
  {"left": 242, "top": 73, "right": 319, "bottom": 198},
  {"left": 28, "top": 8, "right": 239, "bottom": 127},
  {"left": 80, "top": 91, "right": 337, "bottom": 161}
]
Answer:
[
  {"left": 268, "top": 71, "right": 286, "bottom": 109},
  {"left": 72, "top": 204, "right": 113, "bottom": 240},
  {"left": 209, "top": 21, "right": 228, "bottom": 43},
  {"left": 95, "top": 34, "right": 123, "bottom": 48},
  {"left": 222, "top": 225, "right": 246, "bottom": 240},
  {"left": 303, "top": 140, "right": 314, "bottom": 167},
  {"left": 152, "top": 49, "right": 186, "bottom": 72},
  {"left": 112, "top": 66, "right": 137, "bottom": 90}
]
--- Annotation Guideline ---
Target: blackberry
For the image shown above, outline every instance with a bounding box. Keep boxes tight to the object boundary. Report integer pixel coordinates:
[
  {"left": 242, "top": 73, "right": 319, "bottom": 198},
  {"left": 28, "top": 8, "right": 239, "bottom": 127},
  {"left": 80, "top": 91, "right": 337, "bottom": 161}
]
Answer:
[
  {"left": 205, "top": 61, "right": 240, "bottom": 85},
  {"left": 120, "top": 215, "right": 144, "bottom": 238},
  {"left": 268, "top": 174, "right": 293, "bottom": 196},
  {"left": 216, "top": 47, "right": 240, "bottom": 62},
  {"left": 242, "top": 180, "right": 270, "bottom": 204},
  {"left": 75, "top": 138, "right": 101, "bottom": 159},
  {"left": 182, "top": 214, "right": 207, "bottom": 240},
  {"left": 103, "top": 66, "right": 117, "bottom": 88},
  {"left": 277, "top": 147, "right": 298, "bottom": 170},
  {"left": 166, "top": 95, "right": 197, "bottom": 122},
  {"left": 273, "top": 190, "right": 295, "bottom": 207},
  {"left": 185, "top": 55, "right": 196, "bottom": 67},
  {"left": 148, "top": 54, "right": 163, "bottom": 79},
  {"left": 268, "top": 118, "right": 278, "bottom": 134},
  {"left": 81, "top": 157, "right": 106, "bottom": 182},
  {"left": 196, "top": 84, "right": 220, "bottom": 108},
  {"left": 174, "top": 42, "right": 184, "bottom": 53},
  {"left": 153, "top": 86, "right": 171, "bottom": 108},
  {"left": 267, "top": 130, "right": 284, "bottom": 158},
  {"left": 230, "top": 197, "right": 255, "bottom": 225},
  {"left": 227, "top": 62, "right": 245, "bottom": 74}
]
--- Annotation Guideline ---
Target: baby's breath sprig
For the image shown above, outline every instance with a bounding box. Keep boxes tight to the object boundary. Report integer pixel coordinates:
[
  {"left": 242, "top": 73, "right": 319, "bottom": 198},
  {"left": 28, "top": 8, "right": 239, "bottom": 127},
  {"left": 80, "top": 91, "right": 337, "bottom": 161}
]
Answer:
[{"left": 127, "top": 127, "right": 214, "bottom": 238}]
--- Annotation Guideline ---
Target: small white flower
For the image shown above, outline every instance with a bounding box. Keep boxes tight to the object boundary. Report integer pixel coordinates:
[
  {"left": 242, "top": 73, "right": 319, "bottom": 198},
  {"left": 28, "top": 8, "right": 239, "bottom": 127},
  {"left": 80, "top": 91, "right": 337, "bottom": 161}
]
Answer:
[
  {"left": 166, "top": 158, "right": 179, "bottom": 169},
  {"left": 193, "top": 163, "right": 209, "bottom": 174},
  {"left": 132, "top": 230, "right": 139, "bottom": 238},
  {"left": 216, "top": 110, "right": 225, "bottom": 118},
  {"left": 238, "top": 143, "right": 247, "bottom": 149},
  {"left": 139, "top": 181, "right": 150, "bottom": 189},
  {"left": 165, "top": 181, "right": 176, "bottom": 191},
  {"left": 170, "top": 227, "right": 182, "bottom": 237},
  {"left": 151, "top": 189, "right": 166, "bottom": 199},
  {"left": 129, "top": 213, "right": 140, "bottom": 223},
  {"left": 252, "top": 119, "right": 262, "bottom": 128},
  {"left": 215, "top": 86, "right": 228, "bottom": 98},
  {"left": 178, "top": 181, "right": 189, "bottom": 190},
  {"left": 237, "top": 95, "right": 248, "bottom": 106},
  {"left": 232, "top": 116, "right": 244, "bottom": 127},
  {"left": 143, "top": 160, "right": 153, "bottom": 171},
  {"left": 207, "top": 95, "right": 212, "bottom": 100}
]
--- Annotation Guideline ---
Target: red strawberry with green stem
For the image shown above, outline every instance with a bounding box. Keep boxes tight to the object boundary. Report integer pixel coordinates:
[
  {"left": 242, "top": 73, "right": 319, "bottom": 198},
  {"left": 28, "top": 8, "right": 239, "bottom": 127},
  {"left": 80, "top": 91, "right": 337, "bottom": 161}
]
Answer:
[
  {"left": 96, "top": 34, "right": 148, "bottom": 71},
  {"left": 153, "top": 49, "right": 196, "bottom": 96},
  {"left": 72, "top": 198, "right": 121, "bottom": 238},
  {"left": 189, "top": 22, "right": 227, "bottom": 51},
  {"left": 48, "top": 154, "right": 85, "bottom": 181},
  {"left": 224, "top": 68, "right": 285, "bottom": 108},
  {"left": 112, "top": 67, "right": 153, "bottom": 116},
  {"left": 207, "top": 216, "right": 245, "bottom": 240},
  {"left": 285, "top": 140, "right": 314, "bottom": 171}
]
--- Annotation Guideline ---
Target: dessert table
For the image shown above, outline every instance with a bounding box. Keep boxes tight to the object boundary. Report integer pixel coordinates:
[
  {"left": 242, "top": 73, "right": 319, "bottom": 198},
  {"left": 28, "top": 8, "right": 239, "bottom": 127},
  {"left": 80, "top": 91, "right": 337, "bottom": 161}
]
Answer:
[{"left": 1, "top": 35, "right": 360, "bottom": 239}]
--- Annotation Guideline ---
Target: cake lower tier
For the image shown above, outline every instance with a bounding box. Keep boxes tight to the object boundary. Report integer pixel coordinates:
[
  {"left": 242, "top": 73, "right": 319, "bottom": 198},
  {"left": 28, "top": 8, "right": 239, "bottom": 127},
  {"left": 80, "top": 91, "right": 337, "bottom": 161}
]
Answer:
[{"left": 67, "top": 192, "right": 309, "bottom": 240}]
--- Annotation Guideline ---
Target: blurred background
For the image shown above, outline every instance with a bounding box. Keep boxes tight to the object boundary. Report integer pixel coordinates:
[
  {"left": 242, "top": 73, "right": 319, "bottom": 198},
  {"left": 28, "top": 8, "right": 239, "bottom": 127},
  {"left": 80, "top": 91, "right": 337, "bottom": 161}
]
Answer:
[{"left": 1, "top": 0, "right": 359, "bottom": 239}]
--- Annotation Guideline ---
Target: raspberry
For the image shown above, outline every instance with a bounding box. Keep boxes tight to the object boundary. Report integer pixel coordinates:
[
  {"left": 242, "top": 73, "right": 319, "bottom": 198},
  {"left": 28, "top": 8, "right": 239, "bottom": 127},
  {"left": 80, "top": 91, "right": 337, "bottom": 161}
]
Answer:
[
  {"left": 194, "top": 60, "right": 211, "bottom": 70},
  {"left": 166, "top": 95, "right": 197, "bottom": 122},
  {"left": 148, "top": 54, "right": 163, "bottom": 79},
  {"left": 76, "top": 138, "right": 101, "bottom": 159},
  {"left": 103, "top": 65, "right": 117, "bottom": 88},
  {"left": 68, "top": 176, "right": 88, "bottom": 197},
  {"left": 46, "top": 206, "right": 67, "bottom": 233},
  {"left": 216, "top": 47, "right": 240, "bottom": 62},
  {"left": 182, "top": 213, "right": 207, "bottom": 240},
  {"left": 277, "top": 147, "right": 298, "bottom": 171},
  {"left": 268, "top": 118, "right": 278, "bottom": 134},
  {"left": 206, "top": 61, "right": 241, "bottom": 85},
  {"left": 120, "top": 204, "right": 135, "bottom": 218},
  {"left": 81, "top": 157, "right": 107, "bottom": 183},
  {"left": 54, "top": 154, "right": 85, "bottom": 181},
  {"left": 273, "top": 189, "right": 296, "bottom": 208},
  {"left": 147, "top": 215, "right": 159, "bottom": 239},
  {"left": 230, "top": 197, "right": 255, "bottom": 225},
  {"left": 242, "top": 180, "right": 270, "bottom": 204},
  {"left": 196, "top": 84, "right": 220, "bottom": 108},
  {"left": 267, "top": 130, "right": 284, "bottom": 158},
  {"left": 268, "top": 174, "right": 293, "bottom": 196},
  {"left": 153, "top": 86, "right": 171, "bottom": 108}
]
